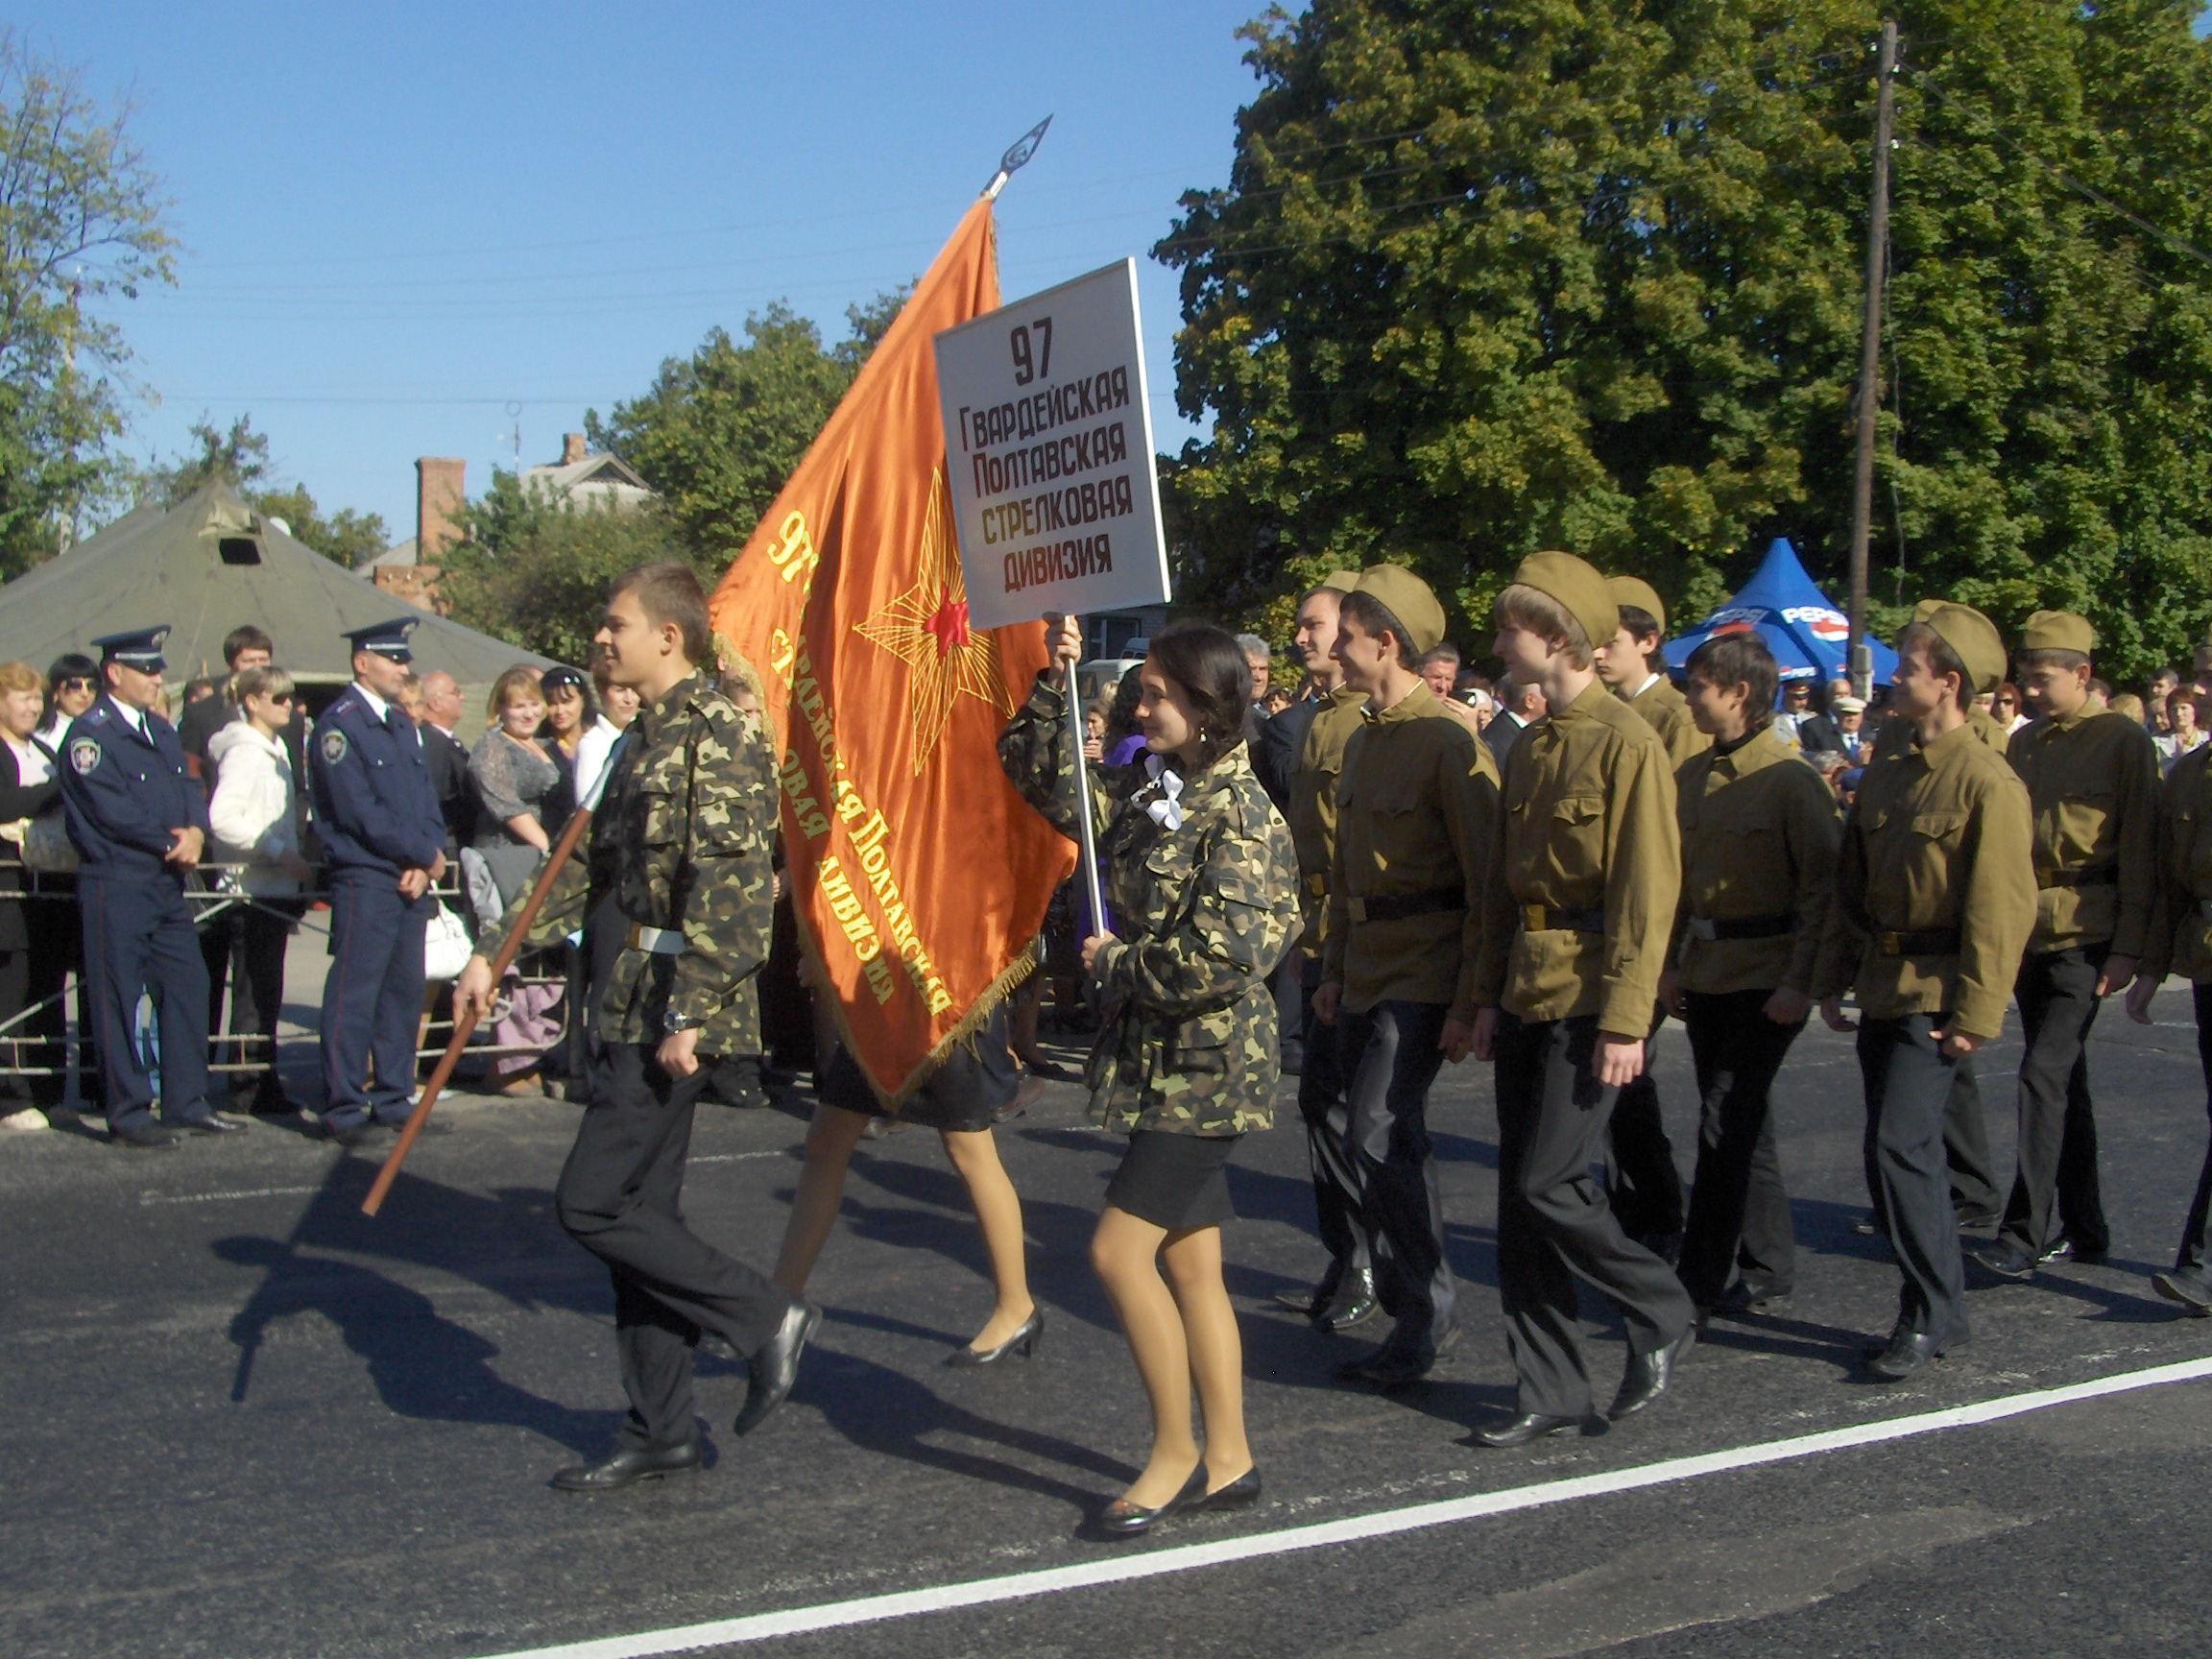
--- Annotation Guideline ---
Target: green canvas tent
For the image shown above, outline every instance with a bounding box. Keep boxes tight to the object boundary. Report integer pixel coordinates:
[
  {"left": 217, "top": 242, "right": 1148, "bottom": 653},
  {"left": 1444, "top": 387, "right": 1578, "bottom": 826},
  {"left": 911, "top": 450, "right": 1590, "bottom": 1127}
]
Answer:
[{"left": 0, "top": 480, "right": 548, "bottom": 725}]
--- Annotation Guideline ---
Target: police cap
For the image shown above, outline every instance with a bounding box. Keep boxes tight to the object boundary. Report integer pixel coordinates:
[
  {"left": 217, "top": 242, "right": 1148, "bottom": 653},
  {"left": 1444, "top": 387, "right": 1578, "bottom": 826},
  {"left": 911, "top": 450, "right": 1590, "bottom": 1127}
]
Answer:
[
  {"left": 90, "top": 625, "right": 170, "bottom": 672},
  {"left": 345, "top": 616, "right": 419, "bottom": 663}
]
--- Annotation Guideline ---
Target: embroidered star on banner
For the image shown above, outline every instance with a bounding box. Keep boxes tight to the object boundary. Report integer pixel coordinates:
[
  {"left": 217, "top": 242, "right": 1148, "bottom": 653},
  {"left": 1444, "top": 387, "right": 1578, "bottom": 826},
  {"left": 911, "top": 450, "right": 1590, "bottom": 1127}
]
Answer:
[{"left": 854, "top": 467, "right": 1015, "bottom": 775}]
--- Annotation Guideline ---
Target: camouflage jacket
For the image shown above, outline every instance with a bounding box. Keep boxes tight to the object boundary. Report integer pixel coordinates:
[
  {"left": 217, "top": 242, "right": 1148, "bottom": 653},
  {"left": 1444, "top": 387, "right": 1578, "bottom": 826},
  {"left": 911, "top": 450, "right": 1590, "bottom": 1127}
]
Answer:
[
  {"left": 486, "top": 671, "right": 779, "bottom": 1057},
  {"left": 999, "top": 674, "right": 1298, "bottom": 1137}
]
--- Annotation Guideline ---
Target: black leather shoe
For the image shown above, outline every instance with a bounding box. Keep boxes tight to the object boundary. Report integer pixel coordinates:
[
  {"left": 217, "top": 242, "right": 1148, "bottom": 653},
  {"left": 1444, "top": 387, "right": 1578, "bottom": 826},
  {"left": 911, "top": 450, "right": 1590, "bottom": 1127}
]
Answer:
[
  {"left": 733, "top": 1298, "right": 822, "bottom": 1435},
  {"left": 1274, "top": 1261, "right": 1345, "bottom": 1318},
  {"left": 110, "top": 1120, "right": 180, "bottom": 1149},
  {"left": 1339, "top": 1322, "right": 1443, "bottom": 1386},
  {"left": 1190, "top": 1466, "right": 1262, "bottom": 1515},
  {"left": 1608, "top": 1325, "right": 1695, "bottom": 1420},
  {"left": 2152, "top": 1270, "right": 2212, "bottom": 1316},
  {"left": 1865, "top": 1324, "right": 1961, "bottom": 1382},
  {"left": 1707, "top": 1281, "right": 1791, "bottom": 1319},
  {"left": 324, "top": 1118, "right": 390, "bottom": 1148},
  {"left": 1471, "top": 1410, "right": 1581, "bottom": 1448},
  {"left": 2038, "top": 1237, "right": 2107, "bottom": 1266},
  {"left": 1316, "top": 1266, "right": 1381, "bottom": 1333},
  {"left": 1095, "top": 1464, "right": 1206, "bottom": 1538},
  {"left": 177, "top": 1112, "right": 250, "bottom": 1136},
  {"left": 1968, "top": 1239, "right": 2037, "bottom": 1282},
  {"left": 550, "top": 1441, "right": 701, "bottom": 1492},
  {"left": 1851, "top": 1215, "right": 1880, "bottom": 1237},
  {"left": 1955, "top": 1209, "right": 2002, "bottom": 1232},
  {"left": 947, "top": 1309, "right": 1044, "bottom": 1367}
]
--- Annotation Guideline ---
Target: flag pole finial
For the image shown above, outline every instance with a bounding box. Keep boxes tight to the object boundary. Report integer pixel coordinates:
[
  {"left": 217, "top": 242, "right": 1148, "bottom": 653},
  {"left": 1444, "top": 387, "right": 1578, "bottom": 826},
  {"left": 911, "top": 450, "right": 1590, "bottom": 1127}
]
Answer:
[{"left": 982, "top": 115, "right": 1053, "bottom": 201}]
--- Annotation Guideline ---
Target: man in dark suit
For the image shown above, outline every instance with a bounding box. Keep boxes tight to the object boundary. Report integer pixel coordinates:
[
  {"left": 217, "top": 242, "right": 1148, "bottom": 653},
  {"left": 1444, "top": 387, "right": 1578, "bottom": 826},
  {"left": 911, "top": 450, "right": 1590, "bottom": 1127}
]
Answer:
[
  {"left": 416, "top": 670, "right": 476, "bottom": 854},
  {"left": 1484, "top": 678, "right": 1547, "bottom": 765}
]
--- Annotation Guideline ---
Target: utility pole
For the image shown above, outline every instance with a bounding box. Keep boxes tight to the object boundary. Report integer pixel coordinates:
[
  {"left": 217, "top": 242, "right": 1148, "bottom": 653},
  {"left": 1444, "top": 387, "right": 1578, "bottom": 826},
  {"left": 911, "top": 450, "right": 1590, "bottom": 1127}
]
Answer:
[{"left": 1847, "top": 19, "right": 1898, "bottom": 701}]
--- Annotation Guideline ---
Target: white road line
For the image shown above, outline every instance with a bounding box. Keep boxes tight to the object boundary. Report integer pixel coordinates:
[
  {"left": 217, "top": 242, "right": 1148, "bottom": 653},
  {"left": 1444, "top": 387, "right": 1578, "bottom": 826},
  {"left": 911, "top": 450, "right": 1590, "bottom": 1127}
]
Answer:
[
  {"left": 469, "top": 1353, "right": 2212, "bottom": 1659},
  {"left": 137, "top": 1185, "right": 325, "bottom": 1207},
  {"left": 688, "top": 1152, "right": 785, "bottom": 1166}
]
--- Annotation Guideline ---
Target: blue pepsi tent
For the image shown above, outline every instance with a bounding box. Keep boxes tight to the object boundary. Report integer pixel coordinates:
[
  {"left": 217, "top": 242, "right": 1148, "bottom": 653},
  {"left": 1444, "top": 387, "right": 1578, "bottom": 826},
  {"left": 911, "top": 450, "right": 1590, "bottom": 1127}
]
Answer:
[{"left": 1663, "top": 538, "right": 1897, "bottom": 697}]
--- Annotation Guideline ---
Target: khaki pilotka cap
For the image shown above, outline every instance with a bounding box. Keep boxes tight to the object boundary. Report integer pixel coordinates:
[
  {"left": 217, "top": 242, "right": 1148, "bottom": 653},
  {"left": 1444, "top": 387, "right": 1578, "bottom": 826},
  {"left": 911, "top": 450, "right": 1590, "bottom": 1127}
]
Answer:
[
  {"left": 1909, "top": 597, "right": 2003, "bottom": 694},
  {"left": 1512, "top": 551, "right": 1620, "bottom": 654},
  {"left": 1353, "top": 565, "right": 1448, "bottom": 656},
  {"left": 1321, "top": 570, "right": 1360, "bottom": 593},
  {"left": 2020, "top": 610, "right": 2095, "bottom": 656},
  {"left": 1918, "top": 602, "right": 2008, "bottom": 700},
  {"left": 1606, "top": 575, "right": 1668, "bottom": 638}
]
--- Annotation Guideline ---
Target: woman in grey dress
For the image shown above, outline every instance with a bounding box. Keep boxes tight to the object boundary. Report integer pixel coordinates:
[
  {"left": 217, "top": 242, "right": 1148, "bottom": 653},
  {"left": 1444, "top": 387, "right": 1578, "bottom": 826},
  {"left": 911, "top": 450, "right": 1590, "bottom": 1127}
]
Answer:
[{"left": 468, "top": 666, "right": 565, "bottom": 1093}]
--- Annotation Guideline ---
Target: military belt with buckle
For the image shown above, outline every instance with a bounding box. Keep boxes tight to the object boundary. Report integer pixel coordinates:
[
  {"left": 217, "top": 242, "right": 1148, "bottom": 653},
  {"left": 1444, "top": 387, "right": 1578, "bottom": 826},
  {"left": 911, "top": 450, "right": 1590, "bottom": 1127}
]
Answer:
[
  {"left": 1877, "top": 928, "right": 1960, "bottom": 956},
  {"left": 1307, "top": 873, "right": 1329, "bottom": 900},
  {"left": 2036, "top": 866, "right": 2118, "bottom": 891},
  {"left": 1521, "top": 904, "right": 1606, "bottom": 934},
  {"left": 627, "top": 923, "right": 685, "bottom": 955},
  {"left": 1688, "top": 913, "right": 1794, "bottom": 943},
  {"left": 1349, "top": 889, "right": 1465, "bottom": 925}
]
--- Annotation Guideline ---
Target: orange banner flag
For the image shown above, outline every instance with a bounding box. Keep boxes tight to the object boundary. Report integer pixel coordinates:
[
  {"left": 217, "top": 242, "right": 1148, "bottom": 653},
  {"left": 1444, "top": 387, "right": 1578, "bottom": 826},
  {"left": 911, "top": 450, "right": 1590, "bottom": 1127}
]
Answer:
[{"left": 709, "top": 198, "right": 1075, "bottom": 1101}]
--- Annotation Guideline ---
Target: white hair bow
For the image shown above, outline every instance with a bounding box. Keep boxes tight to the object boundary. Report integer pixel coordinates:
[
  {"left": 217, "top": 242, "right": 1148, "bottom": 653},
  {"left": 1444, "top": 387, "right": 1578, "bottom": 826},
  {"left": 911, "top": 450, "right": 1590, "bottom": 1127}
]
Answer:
[{"left": 1142, "top": 756, "right": 1185, "bottom": 830}]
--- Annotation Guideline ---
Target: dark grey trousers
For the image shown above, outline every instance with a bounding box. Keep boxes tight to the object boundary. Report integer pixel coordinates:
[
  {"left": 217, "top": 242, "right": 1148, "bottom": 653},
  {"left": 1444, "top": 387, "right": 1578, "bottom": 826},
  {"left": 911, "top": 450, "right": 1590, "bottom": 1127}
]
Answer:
[
  {"left": 1338, "top": 999, "right": 1455, "bottom": 1337},
  {"left": 1998, "top": 945, "right": 2111, "bottom": 1258},
  {"left": 557, "top": 1043, "right": 790, "bottom": 1451},
  {"left": 1943, "top": 1056, "right": 2001, "bottom": 1218},
  {"left": 2174, "top": 982, "right": 2212, "bottom": 1284},
  {"left": 1606, "top": 1002, "right": 1685, "bottom": 1244},
  {"left": 1495, "top": 1013, "right": 1695, "bottom": 1418},
  {"left": 1858, "top": 1014, "right": 1970, "bottom": 1344},
  {"left": 1298, "top": 957, "right": 1371, "bottom": 1283},
  {"left": 1677, "top": 990, "right": 1803, "bottom": 1308}
]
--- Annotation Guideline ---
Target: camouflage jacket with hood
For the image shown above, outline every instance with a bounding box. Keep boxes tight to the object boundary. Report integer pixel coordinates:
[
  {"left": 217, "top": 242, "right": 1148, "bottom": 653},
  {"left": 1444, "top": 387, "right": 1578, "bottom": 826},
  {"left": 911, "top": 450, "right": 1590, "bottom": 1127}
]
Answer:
[{"left": 999, "top": 674, "right": 1299, "bottom": 1137}]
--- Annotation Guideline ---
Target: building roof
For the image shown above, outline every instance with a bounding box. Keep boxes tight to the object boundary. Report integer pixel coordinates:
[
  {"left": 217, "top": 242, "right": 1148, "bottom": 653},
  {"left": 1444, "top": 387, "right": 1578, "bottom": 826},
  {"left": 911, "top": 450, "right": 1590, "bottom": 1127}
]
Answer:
[
  {"left": 0, "top": 480, "right": 551, "bottom": 685},
  {"left": 519, "top": 450, "right": 654, "bottom": 507}
]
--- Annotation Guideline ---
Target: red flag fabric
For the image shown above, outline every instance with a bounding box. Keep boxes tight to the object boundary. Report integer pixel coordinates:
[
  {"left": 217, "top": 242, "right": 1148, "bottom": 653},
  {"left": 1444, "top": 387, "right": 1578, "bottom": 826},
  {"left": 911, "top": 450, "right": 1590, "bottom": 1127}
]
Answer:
[{"left": 709, "top": 199, "right": 1074, "bottom": 1101}]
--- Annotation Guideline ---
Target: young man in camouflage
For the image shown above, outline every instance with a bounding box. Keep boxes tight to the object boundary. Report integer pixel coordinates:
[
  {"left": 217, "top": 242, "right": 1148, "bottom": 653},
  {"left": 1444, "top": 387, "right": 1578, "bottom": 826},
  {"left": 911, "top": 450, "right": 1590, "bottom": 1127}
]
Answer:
[
  {"left": 1868, "top": 597, "right": 2013, "bottom": 1233},
  {"left": 1593, "top": 574, "right": 1704, "bottom": 1258},
  {"left": 1662, "top": 632, "right": 1839, "bottom": 1317},
  {"left": 458, "top": 563, "right": 810, "bottom": 1491},
  {"left": 1969, "top": 613, "right": 2157, "bottom": 1282},
  {"left": 1269, "top": 573, "right": 1386, "bottom": 1333},
  {"left": 1313, "top": 565, "right": 1498, "bottom": 1386},
  {"left": 1815, "top": 604, "right": 2035, "bottom": 1381},
  {"left": 2128, "top": 718, "right": 2212, "bottom": 1316},
  {"left": 1469, "top": 552, "right": 1694, "bottom": 1447}
]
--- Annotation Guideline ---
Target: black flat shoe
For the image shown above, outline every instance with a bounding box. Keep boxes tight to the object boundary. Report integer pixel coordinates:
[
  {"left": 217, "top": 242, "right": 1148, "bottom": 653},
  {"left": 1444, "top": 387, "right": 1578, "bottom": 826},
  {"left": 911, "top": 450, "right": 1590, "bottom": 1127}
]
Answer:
[
  {"left": 734, "top": 1298, "right": 821, "bottom": 1435},
  {"left": 1968, "top": 1240, "right": 2037, "bottom": 1282},
  {"left": 2152, "top": 1271, "right": 2212, "bottom": 1316},
  {"left": 1469, "top": 1411, "right": 1581, "bottom": 1449},
  {"left": 1095, "top": 1465, "right": 1206, "bottom": 1538},
  {"left": 177, "top": 1112, "right": 250, "bottom": 1136},
  {"left": 110, "top": 1121, "right": 180, "bottom": 1150},
  {"left": 947, "top": 1309, "right": 1044, "bottom": 1368},
  {"left": 550, "top": 1441, "right": 701, "bottom": 1492},
  {"left": 1865, "top": 1324, "right": 1961, "bottom": 1382},
  {"left": 1608, "top": 1325, "right": 1695, "bottom": 1421},
  {"left": 1190, "top": 1466, "right": 1261, "bottom": 1514}
]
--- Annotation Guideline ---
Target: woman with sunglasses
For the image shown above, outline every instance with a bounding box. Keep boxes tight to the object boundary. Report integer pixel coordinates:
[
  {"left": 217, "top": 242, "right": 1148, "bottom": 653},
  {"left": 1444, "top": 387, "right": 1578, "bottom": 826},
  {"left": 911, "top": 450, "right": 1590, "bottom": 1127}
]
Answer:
[
  {"left": 204, "top": 666, "right": 313, "bottom": 1116},
  {"left": 36, "top": 656, "right": 100, "bottom": 750}
]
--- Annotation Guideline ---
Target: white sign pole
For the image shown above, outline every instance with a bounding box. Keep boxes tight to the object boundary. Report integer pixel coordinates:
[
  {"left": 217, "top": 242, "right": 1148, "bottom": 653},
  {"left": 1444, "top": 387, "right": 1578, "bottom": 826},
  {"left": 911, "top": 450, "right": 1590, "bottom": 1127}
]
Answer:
[{"left": 937, "top": 258, "right": 1171, "bottom": 946}]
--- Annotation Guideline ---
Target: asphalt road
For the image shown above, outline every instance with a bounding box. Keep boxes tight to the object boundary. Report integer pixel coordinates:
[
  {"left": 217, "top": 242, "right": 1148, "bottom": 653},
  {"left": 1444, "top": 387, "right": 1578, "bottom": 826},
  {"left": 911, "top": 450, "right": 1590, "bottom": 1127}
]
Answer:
[{"left": 6, "top": 964, "right": 2212, "bottom": 1658}]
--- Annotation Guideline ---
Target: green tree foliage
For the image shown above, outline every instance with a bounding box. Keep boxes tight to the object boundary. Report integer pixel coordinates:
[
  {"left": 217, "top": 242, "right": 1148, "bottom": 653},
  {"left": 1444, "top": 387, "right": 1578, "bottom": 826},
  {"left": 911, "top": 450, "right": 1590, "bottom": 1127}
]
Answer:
[
  {"left": 0, "top": 29, "right": 176, "bottom": 578},
  {"left": 586, "top": 288, "right": 912, "bottom": 561},
  {"left": 436, "top": 468, "right": 683, "bottom": 666},
  {"left": 139, "top": 414, "right": 390, "bottom": 565},
  {"left": 1160, "top": 0, "right": 2212, "bottom": 684}
]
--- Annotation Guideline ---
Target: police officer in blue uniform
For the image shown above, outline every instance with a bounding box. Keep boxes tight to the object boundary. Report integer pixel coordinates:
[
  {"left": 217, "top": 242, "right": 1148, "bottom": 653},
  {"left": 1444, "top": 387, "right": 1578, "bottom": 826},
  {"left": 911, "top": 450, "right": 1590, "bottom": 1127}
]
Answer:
[
  {"left": 308, "top": 618, "right": 449, "bottom": 1147},
  {"left": 58, "top": 626, "right": 246, "bottom": 1148}
]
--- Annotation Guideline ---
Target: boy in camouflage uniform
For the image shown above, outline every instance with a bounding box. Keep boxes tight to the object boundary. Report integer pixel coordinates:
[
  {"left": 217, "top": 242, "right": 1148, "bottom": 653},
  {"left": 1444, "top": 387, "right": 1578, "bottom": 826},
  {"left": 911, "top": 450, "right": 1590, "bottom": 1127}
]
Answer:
[
  {"left": 1470, "top": 552, "right": 1694, "bottom": 1447},
  {"left": 459, "top": 563, "right": 806, "bottom": 1491}
]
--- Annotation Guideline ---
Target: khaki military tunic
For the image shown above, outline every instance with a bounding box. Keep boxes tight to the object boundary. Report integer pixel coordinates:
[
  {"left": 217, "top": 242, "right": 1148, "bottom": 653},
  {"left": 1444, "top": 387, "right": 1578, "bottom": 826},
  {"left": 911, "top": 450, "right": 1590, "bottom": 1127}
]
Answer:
[
  {"left": 2005, "top": 709, "right": 2158, "bottom": 957},
  {"left": 2144, "top": 742, "right": 2212, "bottom": 983},
  {"left": 1812, "top": 720, "right": 2036, "bottom": 1041},
  {"left": 1286, "top": 683, "right": 1369, "bottom": 954},
  {"left": 491, "top": 672, "right": 779, "bottom": 1057},
  {"left": 1871, "top": 701, "right": 2009, "bottom": 761},
  {"left": 1321, "top": 684, "right": 1498, "bottom": 1021},
  {"left": 1671, "top": 724, "right": 1841, "bottom": 996},
  {"left": 1626, "top": 672, "right": 1710, "bottom": 769},
  {"left": 1471, "top": 679, "right": 1680, "bottom": 1035}
]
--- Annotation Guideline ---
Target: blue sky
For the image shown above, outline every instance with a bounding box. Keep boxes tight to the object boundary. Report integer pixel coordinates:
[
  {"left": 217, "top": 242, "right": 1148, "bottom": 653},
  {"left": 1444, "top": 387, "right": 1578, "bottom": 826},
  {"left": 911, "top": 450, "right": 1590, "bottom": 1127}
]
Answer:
[{"left": 21, "top": 1, "right": 1265, "bottom": 544}]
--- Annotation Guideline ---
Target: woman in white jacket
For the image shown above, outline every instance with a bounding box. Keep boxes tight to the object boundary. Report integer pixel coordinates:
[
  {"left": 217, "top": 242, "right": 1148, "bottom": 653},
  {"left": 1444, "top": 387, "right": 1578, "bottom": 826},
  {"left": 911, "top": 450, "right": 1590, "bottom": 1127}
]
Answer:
[{"left": 205, "top": 666, "right": 312, "bottom": 1115}]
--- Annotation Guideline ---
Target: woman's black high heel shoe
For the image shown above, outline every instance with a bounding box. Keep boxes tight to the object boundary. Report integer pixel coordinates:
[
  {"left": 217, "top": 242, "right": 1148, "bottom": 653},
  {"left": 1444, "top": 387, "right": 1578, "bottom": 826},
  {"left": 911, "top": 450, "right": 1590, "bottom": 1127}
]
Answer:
[
  {"left": 946, "top": 1309, "right": 1045, "bottom": 1368},
  {"left": 1095, "top": 1464, "right": 1207, "bottom": 1538}
]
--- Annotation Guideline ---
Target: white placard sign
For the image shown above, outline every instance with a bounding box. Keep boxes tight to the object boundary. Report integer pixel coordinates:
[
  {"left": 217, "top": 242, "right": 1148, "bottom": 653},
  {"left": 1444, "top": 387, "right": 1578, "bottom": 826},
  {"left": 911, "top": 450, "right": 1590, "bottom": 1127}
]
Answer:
[{"left": 933, "top": 258, "right": 1172, "bottom": 630}]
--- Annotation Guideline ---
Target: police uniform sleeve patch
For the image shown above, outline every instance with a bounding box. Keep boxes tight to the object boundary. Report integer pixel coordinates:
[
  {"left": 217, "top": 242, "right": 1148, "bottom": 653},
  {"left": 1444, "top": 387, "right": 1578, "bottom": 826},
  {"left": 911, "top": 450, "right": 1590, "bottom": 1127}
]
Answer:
[
  {"left": 322, "top": 728, "right": 349, "bottom": 764},
  {"left": 68, "top": 737, "right": 101, "bottom": 776}
]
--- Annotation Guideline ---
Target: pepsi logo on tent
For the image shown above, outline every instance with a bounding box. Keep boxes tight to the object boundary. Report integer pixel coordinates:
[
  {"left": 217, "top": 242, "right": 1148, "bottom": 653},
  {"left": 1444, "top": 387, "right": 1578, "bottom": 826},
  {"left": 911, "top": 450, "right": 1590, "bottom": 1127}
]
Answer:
[
  {"left": 1659, "top": 537, "right": 1900, "bottom": 702},
  {"left": 1780, "top": 604, "right": 1852, "bottom": 643}
]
